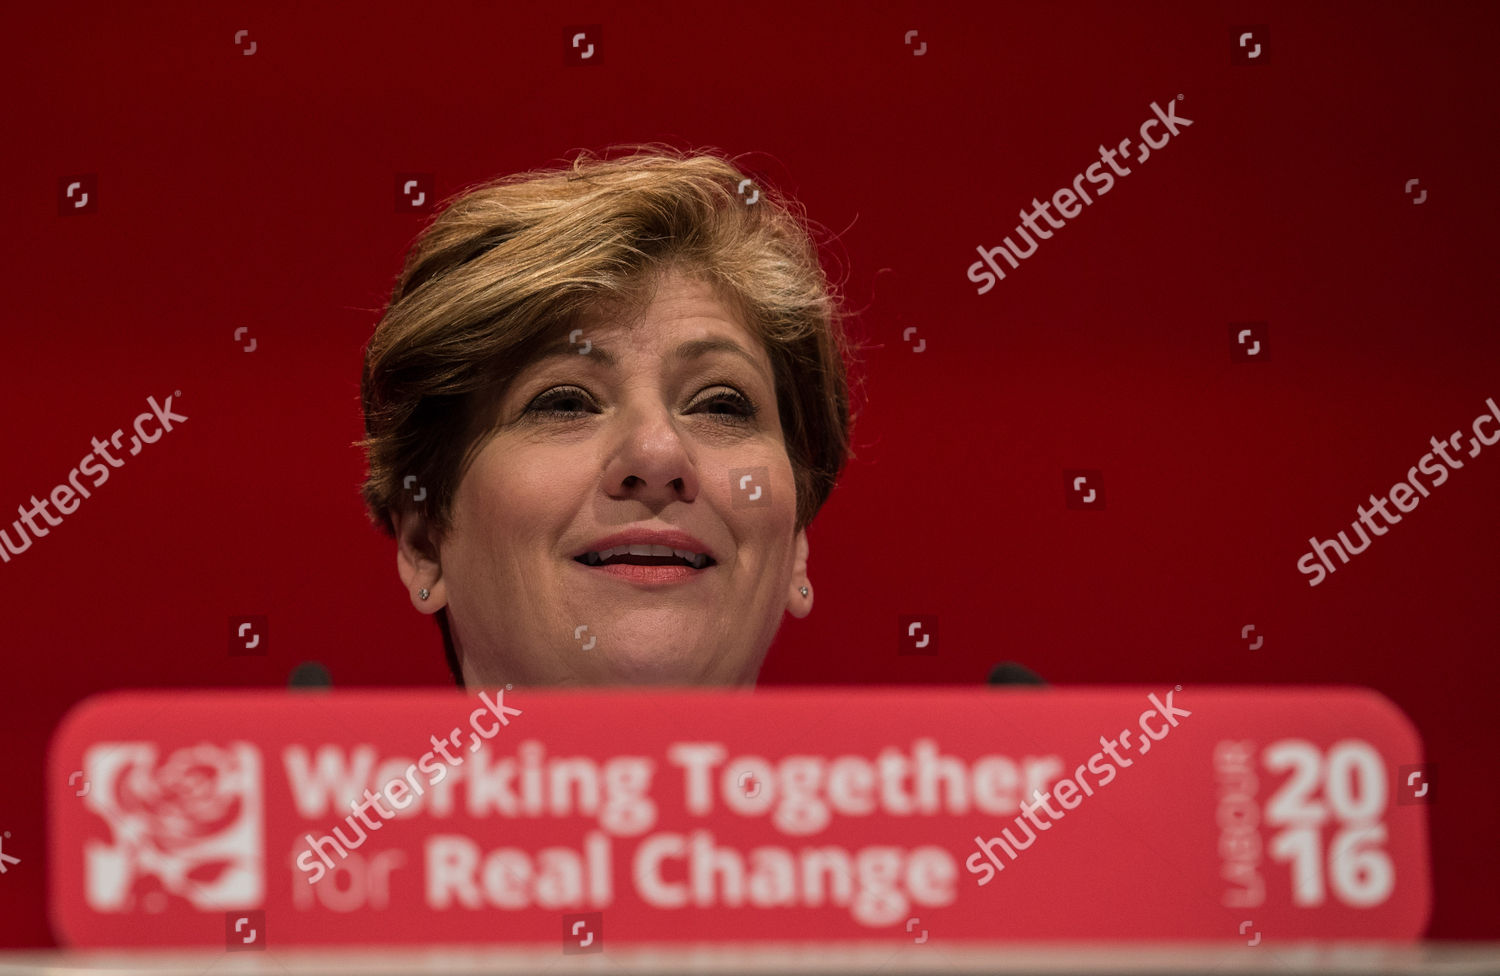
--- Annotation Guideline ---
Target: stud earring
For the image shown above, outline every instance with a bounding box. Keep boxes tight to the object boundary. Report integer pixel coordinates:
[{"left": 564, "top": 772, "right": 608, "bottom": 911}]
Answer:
[
  {"left": 418, "top": 588, "right": 429, "bottom": 601},
  {"left": 799, "top": 586, "right": 808, "bottom": 597}
]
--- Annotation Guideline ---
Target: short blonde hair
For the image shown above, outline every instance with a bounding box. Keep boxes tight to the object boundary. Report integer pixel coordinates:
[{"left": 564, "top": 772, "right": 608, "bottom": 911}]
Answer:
[{"left": 358, "top": 144, "right": 860, "bottom": 546}]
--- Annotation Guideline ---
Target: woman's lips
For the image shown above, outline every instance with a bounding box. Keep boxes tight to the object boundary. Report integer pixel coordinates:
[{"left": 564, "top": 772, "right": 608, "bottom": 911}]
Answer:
[{"left": 572, "top": 559, "right": 711, "bottom": 585}]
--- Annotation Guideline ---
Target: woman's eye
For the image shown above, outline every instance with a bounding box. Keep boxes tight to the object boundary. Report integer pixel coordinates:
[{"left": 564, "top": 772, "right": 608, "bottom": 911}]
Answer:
[
  {"left": 527, "top": 387, "right": 594, "bottom": 417},
  {"left": 524, "top": 386, "right": 757, "bottom": 423},
  {"left": 698, "top": 390, "right": 757, "bottom": 421}
]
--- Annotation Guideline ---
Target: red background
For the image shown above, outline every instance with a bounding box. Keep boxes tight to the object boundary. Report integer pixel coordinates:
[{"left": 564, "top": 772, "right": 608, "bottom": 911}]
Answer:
[{"left": 3, "top": 0, "right": 1497, "bottom": 945}]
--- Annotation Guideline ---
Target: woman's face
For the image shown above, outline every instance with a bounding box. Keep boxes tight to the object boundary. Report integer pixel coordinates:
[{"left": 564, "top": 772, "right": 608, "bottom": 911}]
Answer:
[{"left": 395, "top": 268, "right": 812, "bottom": 686}]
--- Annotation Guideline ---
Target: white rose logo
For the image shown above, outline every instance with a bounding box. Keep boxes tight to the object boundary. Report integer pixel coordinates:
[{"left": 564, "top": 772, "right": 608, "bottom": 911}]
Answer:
[{"left": 82, "top": 742, "right": 263, "bottom": 911}]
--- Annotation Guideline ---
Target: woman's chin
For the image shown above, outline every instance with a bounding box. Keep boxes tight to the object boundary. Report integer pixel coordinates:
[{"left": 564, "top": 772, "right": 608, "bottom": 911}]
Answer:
[{"left": 596, "top": 646, "right": 718, "bottom": 686}]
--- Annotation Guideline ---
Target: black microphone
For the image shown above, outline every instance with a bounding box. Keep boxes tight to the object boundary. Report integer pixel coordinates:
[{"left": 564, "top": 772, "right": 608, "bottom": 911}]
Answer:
[{"left": 987, "top": 661, "right": 1047, "bottom": 686}]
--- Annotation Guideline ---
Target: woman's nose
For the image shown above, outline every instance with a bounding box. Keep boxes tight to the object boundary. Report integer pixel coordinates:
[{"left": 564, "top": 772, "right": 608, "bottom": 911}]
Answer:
[{"left": 602, "top": 401, "right": 700, "bottom": 501}]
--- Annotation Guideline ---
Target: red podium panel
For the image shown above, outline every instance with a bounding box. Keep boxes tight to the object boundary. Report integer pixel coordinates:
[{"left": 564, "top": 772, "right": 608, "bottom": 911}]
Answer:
[{"left": 47, "top": 687, "right": 1430, "bottom": 947}]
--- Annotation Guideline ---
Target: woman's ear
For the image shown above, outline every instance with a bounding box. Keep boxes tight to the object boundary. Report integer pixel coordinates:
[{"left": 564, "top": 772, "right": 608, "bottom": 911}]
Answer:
[
  {"left": 786, "top": 528, "right": 812, "bottom": 619},
  {"left": 392, "top": 507, "right": 446, "bottom": 612}
]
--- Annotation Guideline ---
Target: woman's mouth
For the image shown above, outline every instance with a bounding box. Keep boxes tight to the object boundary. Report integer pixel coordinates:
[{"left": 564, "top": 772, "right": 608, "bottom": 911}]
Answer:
[
  {"left": 574, "top": 544, "right": 714, "bottom": 569},
  {"left": 572, "top": 546, "right": 716, "bottom": 584}
]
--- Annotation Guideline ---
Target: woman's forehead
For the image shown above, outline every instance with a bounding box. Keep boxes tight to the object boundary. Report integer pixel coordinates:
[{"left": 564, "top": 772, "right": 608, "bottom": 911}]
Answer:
[
  {"left": 547, "top": 277, "right": 767, "bottom": 371},
  {"left": 575, "top": 269, "right": 751, "bottom": 333}
]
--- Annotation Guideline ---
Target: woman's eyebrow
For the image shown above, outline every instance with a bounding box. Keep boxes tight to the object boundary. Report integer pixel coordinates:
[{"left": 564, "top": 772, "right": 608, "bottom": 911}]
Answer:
[{"left": 526, "top": 337, "right": 771, "bottom": 384}]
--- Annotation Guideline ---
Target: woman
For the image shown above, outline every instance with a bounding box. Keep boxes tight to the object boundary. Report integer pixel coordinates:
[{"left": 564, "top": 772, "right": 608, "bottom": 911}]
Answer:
[{"left": 357, "top": 145, "right": 859, "bottom": 687}]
